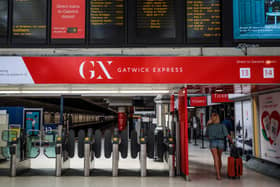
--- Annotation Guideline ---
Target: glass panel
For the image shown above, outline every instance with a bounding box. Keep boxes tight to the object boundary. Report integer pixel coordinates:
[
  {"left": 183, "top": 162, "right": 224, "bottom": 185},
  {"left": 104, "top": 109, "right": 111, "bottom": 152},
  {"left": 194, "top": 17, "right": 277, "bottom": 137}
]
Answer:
[
  {"left": 43, "top": 130, "right": 58, "bottom": 158},
  {"left": 25, "top": 130, "right": 40, "bottom": 158}
]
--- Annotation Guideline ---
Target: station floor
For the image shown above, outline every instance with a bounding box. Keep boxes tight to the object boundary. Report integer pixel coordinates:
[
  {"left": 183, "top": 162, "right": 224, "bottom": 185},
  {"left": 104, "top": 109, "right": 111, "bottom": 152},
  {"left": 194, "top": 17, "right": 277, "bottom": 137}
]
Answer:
[{"left": 0, "top": 141, "right": 279, "bottom": 187}]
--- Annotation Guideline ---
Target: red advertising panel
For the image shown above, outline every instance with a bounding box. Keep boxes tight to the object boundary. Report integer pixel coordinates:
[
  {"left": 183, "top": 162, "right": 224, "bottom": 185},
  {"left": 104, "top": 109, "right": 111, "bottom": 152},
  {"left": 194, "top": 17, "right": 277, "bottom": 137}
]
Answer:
[
  {"left": 190, "top": 96, "right": 207, "bottom": 106},
  {"left": 22, "top": 56, "right": 280, "bottom": 84},
  {"left": 51, "top": 0, "right": 85, "bottom": 39},
  {"left": 118, "top": 112, "right": 126, "bottom": 131},
  {"left": 178, "top": 88, "right": 189, "bottom": 176},
  {"left": 211, "top": 94, "right": 233, "bottom": 103}
]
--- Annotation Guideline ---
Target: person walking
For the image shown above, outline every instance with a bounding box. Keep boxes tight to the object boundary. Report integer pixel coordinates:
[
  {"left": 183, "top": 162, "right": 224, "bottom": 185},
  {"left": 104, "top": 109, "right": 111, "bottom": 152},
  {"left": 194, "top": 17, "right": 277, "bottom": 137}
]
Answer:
[
  {"left": 191, "top": 113, "right": 200, "bottom": 145},
  {"left": 206, "top": 111, "right": 233, "bottom": 180}
]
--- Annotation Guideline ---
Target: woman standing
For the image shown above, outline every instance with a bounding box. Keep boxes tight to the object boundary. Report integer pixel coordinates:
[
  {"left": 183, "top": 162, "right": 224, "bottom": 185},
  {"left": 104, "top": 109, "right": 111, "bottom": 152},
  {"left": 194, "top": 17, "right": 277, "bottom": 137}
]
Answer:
[{"left": 206, "top": 111, "right": 233, "bottom": 180}]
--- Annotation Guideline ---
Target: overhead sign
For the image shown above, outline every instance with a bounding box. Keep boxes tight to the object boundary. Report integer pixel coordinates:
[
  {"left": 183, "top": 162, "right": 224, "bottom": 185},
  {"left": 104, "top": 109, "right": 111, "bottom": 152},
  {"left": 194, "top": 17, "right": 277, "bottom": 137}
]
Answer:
[
  {"left": 211, "top": 94, "right": 233, "bottom": 103},
  {"left": 190, "top": 96, "right": 207, "bottom": 107},
  {"left": 0, "top": 56, "right": 280, "bottom": 84},
  {"left": 51, "top": 0, "right": 85, "bottom": 39},
  {"left": 259, "top": 93, "right": 280, "bottom": 164}
]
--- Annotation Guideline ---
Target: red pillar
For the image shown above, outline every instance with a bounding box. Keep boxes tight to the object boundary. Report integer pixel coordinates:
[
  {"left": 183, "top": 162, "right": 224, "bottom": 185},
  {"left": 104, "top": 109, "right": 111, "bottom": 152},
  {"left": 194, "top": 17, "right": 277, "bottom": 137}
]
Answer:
[{"left": 178, "top": 88, "right": 189, "bottom": 179}]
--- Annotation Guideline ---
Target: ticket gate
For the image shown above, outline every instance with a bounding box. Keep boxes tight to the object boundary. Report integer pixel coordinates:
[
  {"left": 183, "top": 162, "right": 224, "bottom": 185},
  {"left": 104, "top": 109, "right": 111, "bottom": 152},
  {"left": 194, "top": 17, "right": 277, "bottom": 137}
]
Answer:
[
  {"left": 100, "top": 124, "right": 176, "bottom": 177},
  {"left": 1, "top": 121, "right": 177, "bottom": 177},
  {"left": 0, "top": 127, "right": 62, "bottom": 177},
  {"left": 0, "top": 129, "right": 30, "bottom": 177}
]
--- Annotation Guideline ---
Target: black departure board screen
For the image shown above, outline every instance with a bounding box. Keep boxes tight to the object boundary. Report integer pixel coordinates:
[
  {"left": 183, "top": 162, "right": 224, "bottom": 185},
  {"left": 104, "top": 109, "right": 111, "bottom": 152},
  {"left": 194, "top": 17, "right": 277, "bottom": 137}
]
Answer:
[
  {"left": 186, "top": 0, "right": 221, "bottom": 43},
  {"left": 0, "top": 0, "right": 8, "bottom": 43},
  {"left": 136, "top": 0, "right": 176, "bottom": 42},
  {"left": 89, "top": 0, "right": 124, "bottom": 43},
  {"left": 12, "top": 0, "right": 47, "bottom": 43}
]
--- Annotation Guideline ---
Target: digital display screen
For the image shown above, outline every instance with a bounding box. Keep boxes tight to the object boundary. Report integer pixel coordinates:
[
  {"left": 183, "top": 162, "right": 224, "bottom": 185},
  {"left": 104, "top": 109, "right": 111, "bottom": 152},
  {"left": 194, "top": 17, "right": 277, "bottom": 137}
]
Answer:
[
  {"left": 233, "top": 0, "right": 280, "bottom": 39},
  {"left": 24, "top": 111, "right": 41, "bottom": 135},
  {"left": 89, "top": 0, "right": 124, "bottom": 43},
  {"left": 12, "top": 0, "right": 47, "bottom": 43},
  {"left": 136, "top": 0, "right": 176, "bottom": 41},
  {"left": 186, "top": 0, "right": 221, "bottom": 43},
  {"left": 51, "top": 0, "right": 85, "bottom": 39},
  {"left": 0, "top": 0, "right": 8, "bottom": 43}
]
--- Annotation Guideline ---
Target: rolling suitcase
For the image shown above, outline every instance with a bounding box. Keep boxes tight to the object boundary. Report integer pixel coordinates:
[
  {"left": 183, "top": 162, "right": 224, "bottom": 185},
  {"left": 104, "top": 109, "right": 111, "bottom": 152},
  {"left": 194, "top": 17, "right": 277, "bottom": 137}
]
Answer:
[{"left": 227, "top": 145, "right": 243, "bottom": 178}]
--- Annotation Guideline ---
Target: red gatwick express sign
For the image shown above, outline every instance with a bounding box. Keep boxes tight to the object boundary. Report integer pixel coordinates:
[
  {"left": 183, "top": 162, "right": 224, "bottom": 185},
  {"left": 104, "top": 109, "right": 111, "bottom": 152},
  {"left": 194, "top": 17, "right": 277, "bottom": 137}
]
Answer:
[
  {"left": 22, "top": 56, "right": 280, "bottom": 84},
  {"left": 190, "top": 96, "right": 207, "bottom": 106},
  {"left": 211, "top": 94, "right": 233, "bottom": 103}
]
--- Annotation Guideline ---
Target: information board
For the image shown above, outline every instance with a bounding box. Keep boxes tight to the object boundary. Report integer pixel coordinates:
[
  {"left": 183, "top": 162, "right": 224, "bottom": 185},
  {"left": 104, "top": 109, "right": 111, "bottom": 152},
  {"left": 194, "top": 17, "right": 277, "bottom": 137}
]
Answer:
[
  {"left": 135, "top": 0, "right": 176, "bottom": 41},
  {"left": 233, "top": 0, "right": 280, "bottom": 40},
  {"left": 89, "top": 0, "right": 124, "bottom": 43},
  {"left": 51, "top": 0, "right": 85, "bottom": 39},
  {"left": 186, "top": 0, "right": 221, "bottom": 43},
  {"left": 0, "top": 0, "right": 8, "bottom": 43},
  {"left": 12, "top": 0, "right": 47, "bottom": 43}
]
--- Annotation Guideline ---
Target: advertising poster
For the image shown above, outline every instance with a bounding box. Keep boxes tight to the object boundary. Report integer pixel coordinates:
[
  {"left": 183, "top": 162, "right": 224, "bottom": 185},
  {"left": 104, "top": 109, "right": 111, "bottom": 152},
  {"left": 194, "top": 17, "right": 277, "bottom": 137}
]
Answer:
[
  {"left": 234, "top": 102, "right": 243, "bottom": 141},
  {"left": 233, "top": 0, "right": 280, "bottom": 39},
  {"left": 234, "top": 101, "right": 253, "bottom": 155},
  {"left": 24, "top": 110, "right": 41, "bottom": 135},
  {"left": 51, "top": 0, "right": 85, "bottom": 39},
  {"left": 259, "top": 93, "right": 280, "bottom": 164},
  {"left": 243, "top": 100, "right": 253, "bottom": 155}
]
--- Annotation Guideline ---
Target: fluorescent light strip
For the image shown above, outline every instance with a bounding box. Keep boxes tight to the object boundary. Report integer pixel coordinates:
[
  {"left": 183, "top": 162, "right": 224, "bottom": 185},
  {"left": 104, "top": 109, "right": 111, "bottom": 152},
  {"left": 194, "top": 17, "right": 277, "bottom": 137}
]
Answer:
[{"left": 0, "top": 90, "right": 169, "bottom": 94}]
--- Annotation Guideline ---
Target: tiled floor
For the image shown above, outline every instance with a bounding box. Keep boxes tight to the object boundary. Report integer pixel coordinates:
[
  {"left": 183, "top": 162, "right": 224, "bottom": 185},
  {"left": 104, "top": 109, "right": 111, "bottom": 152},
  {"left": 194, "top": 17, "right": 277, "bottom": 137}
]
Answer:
[{"left": 0, "top": 141, "right": 279, "bottom": 187}]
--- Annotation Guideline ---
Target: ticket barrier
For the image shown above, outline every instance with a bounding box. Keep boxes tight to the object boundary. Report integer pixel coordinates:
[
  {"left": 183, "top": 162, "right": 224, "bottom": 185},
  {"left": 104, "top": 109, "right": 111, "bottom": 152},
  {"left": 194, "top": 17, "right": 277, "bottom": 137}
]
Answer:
[
  {"left": 2, "top": 129, "right": 59, "bottom": 177},
  {"left": 83, "top": 136, "right": 94, "bottom": 177},
  {"left": 112, "top": 130, "right": 120, "bottom": 177},
  {"left": 55, "top": 128, "right": 70, "bottom": 177},
  {"left": 0, "top": 129, "right": 30, "bottom": 177},
  {"left": 139, "top": 128, "right": 175, "bottom": 177}
]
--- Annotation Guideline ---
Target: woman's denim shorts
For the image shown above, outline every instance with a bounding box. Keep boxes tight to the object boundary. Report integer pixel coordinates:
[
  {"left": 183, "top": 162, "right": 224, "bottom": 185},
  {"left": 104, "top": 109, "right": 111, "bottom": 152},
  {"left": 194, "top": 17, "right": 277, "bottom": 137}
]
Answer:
[{"left": 209, "top": 139, "right": 225, "bottom": 150}]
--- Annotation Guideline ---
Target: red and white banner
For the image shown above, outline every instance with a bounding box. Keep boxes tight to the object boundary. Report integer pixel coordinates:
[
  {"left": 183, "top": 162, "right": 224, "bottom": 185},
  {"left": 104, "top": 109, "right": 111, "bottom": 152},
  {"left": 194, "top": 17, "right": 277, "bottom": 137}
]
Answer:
[
  {"left": 190, "top": 96, "right": 207, "bottom": 106},
  {"left": 211, "top": 94, "right": 233, "bottom": 103},
  {"left": 0, "top": 56, "right": 280, "bottom": 84},
  {"left": 51, "top": 0, "right": 85, "bottom": 39}
]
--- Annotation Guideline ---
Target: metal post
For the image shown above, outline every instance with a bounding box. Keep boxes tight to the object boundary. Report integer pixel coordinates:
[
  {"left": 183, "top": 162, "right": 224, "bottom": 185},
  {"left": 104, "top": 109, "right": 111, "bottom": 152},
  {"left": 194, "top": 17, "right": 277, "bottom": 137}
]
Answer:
[
  {"left": 112, "top": 143, "right": 119, "bottom": 177},
  {"left": 60, "top": 95, "right": 64, "bottom": 126},
  {"left": 55, "top": 143, "right": 62, "bottom": 177},
  {"left": 168, "top": 139, "right": 175, "bottom": 177},
  {"left": 175, "top": 115, "right": 181, "bottom": 176},
  {"left": 10, "top": 143, "right": 17, "bottom": 177},
  {"left": 84, "top": 142, "right": 91, "bottom": 177},
  {"left": 140, "top": 143, "right": 147, "bottom": 177}
]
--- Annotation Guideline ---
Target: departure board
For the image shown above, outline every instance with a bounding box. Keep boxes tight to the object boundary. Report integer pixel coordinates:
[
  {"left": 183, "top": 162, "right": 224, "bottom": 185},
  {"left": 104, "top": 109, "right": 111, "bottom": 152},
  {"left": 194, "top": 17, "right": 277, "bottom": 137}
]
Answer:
[
  {"left": 12, "top": 0, "right": 47, "bottom": 43},
  {"left": 90, "top": 0, "right": 124, "bottom": 43},
  {"left": 0, "top": 0, "right": 8, "bottom": 43},
  {"left": 186, "top": 0, "right": 221, "bottom": 43},
  {"left": 136, "top": 0, "right": 176, "bottom": 41}
]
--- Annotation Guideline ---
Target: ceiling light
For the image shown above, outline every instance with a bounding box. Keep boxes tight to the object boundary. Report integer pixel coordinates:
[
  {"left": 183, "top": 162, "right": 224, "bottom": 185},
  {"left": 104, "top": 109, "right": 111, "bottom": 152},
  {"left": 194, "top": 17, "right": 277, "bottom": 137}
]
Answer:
[{"left": 215, "top": 89, "right": 223, "bottom": 92}]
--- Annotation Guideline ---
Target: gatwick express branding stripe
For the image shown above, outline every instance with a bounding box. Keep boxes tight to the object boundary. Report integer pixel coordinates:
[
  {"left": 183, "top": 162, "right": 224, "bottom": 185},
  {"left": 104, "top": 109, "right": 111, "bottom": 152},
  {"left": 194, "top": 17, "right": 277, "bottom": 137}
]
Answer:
[
  {"left": 22, "top": 56, "right": 280, "bottom": 84},
  {"left": 0, "top": 56, "right": 280, "bottom": 84}
]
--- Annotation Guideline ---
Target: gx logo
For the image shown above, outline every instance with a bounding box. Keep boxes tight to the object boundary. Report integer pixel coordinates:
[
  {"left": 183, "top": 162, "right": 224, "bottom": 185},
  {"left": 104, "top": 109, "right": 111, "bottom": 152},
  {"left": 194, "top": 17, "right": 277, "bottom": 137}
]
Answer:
[{"left": 79, "top": 61, "right": 113, "bottom": 80}]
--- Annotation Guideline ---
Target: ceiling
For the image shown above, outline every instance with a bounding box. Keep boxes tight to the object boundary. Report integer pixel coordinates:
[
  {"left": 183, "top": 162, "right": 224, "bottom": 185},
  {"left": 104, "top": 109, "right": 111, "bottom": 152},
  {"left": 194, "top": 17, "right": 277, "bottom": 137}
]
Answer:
[
  {"left": 0, "top": 84, "right": 279, "bottom": 97},
  {"left": 0, "top": 84, "right": 279, "bottom": 114}
]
